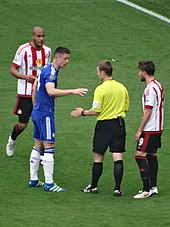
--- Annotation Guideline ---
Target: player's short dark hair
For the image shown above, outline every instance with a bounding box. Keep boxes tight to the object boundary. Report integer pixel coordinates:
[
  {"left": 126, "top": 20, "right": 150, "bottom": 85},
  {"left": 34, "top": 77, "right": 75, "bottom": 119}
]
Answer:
[
  {"left": 54, "top": 47, "right": 71, "bottom": 55},
  {"left": 138, "top": 60, "right": 155, "bottom": 75},
  {"left": 97, "top": 60, "right": 112, "bottom": 76}
]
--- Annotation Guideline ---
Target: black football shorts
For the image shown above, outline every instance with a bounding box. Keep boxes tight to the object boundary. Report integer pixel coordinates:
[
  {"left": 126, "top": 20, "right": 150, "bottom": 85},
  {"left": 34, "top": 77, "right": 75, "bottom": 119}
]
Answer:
[
  {"left": 13, "top": 96, "right": 33, "bottom": 123},
  {"left": 93, "top": 117, "right": 126, "bottom": 154}
]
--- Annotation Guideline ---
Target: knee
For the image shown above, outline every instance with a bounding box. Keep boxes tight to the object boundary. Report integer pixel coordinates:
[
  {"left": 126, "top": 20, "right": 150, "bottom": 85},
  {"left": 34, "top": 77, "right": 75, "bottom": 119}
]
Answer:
[
  {"left": 112, "top": 153, "right": 123, "bottom": 162},
  {"left": 18, "top": 123, "right": 28, "bottom": 131}
]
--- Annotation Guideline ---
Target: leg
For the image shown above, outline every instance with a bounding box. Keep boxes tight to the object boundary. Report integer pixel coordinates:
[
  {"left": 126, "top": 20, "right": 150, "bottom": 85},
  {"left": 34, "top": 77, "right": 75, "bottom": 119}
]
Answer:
[
  {"left": 43, "top": 142, "right": 66, "bottom": 192},
  {"left": 6, "top": 97, "right": 32, "bottom": 157},
  {"left": 112, "top": 153, "right": 124, "bottom": 196},
  {"left": 43, "top": 142, "right": 55, "bottom": 185},
  {"left": 6, "top": 123, "right": 28, "bottom": 157},
  {"left": 134, "top": 151, "right": 151, "bottom": 199},
  {"left": 11, "top": 122, "right": 28, "bottom": 141},
  {"left": 81, "top": 153, "right": 104, "bottom": 193},
  {"left": 91, "top": 153, "right": 104, "bottom": 189},
  {"left": 29, "top": 139, "right": 44, "bottom": 187},
  {"left": 135, "top": 151, "right": 150, "bottom": 192},
  {"left": 147, "top": 153, "right": 158, "bottom": 189}
]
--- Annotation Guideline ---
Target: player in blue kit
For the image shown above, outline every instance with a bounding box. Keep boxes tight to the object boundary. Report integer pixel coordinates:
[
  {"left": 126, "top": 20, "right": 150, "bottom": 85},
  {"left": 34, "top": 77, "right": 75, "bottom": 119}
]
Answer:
[{"left": 29, "top": 47, "right": 88, "bottom": 192}]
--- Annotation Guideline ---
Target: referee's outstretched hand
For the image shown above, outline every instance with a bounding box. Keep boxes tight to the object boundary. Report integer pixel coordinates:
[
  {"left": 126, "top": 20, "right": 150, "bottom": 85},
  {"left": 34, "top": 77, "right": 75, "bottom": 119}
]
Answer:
[{"left": 71, "top": 108, "right": 84, "bottom": 117}]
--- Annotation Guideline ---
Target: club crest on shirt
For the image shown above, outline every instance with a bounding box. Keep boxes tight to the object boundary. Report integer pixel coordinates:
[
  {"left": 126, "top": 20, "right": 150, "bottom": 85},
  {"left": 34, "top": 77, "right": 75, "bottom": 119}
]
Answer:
[
  {"left": 36, "top": 59, "right": 42, "bottom": 66},
  {"left": 50, "top": 74, "right": 56, "bottom": 81}
]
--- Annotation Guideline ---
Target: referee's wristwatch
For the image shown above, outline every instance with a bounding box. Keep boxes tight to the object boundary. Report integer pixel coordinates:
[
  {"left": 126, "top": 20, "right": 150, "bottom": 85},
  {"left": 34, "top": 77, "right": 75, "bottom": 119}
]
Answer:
[{"left": 81, "top": 109, "right": 86, "bottom": 116}]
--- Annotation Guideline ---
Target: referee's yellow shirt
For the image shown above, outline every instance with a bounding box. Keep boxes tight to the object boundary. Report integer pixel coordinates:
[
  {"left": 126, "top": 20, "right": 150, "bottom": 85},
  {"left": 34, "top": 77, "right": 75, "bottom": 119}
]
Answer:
[{"left": 91, "top": 80, "right": 129, "bottom": 121}]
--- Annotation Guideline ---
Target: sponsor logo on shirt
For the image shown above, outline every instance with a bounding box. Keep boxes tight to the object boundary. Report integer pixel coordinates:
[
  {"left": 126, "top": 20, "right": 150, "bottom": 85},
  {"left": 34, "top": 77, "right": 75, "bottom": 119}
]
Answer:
[
  {"left": 30, "top": 59, "right": 43, "bottom": 70},
  {"left": 30, "top": 65, "right": 43, "bottom": 70}
]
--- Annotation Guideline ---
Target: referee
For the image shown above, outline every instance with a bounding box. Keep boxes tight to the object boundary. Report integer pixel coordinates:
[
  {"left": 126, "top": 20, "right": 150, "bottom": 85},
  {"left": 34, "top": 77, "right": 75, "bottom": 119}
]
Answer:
[{"left": 71, "top": 60, "right": 129, "bottom": 196}]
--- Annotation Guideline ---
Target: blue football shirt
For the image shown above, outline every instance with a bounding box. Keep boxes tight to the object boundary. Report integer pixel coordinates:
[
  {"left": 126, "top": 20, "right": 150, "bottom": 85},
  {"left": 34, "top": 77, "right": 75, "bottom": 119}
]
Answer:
[{"left": 33, "top": 63, "right": 58, "bottom": 116}]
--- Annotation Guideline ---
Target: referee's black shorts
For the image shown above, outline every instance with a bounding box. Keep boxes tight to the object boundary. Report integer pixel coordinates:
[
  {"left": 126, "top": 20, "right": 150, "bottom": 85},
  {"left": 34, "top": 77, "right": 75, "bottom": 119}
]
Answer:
[{"left": 92, "top": 117, "right": 126, "bottom": 155}]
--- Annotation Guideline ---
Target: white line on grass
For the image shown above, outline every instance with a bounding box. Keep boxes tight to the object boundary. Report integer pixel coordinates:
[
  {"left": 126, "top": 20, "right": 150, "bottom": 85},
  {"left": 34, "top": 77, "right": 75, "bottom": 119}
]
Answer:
[{"left": 117, "top": 0, "right": 170, "bottom": 24}]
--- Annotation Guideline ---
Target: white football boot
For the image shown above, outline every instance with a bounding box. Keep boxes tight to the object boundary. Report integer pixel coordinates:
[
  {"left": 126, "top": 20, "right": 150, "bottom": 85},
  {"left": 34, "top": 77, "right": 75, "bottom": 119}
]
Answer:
[{"left": 6, "top": 136, "right": 15, "bottom": 157}]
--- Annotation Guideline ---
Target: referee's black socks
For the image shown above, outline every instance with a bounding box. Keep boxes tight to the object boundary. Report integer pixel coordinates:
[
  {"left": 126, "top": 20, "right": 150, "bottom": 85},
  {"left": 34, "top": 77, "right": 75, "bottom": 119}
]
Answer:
[
  {"left": 114, "top": 160, "right": 123, "bottom": 191},
  {"left": 91, "top": 162, "right": 103, "bottom": 189}
]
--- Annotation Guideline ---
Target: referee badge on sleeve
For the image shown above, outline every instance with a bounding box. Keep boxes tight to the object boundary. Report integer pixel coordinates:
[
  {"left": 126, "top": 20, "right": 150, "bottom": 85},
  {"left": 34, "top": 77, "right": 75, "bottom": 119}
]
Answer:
[{"left": 92, "top": 101, "right": 98, "bottom": 108}]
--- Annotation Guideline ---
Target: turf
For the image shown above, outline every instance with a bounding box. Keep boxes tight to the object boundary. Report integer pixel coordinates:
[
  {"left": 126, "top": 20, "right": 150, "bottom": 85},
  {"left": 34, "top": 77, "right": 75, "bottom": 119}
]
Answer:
[{"left": 0, "top": 0, "right": 170, "bottom": 226}]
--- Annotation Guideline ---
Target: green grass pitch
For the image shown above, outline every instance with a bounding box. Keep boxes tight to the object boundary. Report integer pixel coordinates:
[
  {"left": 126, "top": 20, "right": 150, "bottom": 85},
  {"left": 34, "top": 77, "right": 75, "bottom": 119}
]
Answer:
[{"left": 0, "top": 0, "right": 170, "bottom": 226}]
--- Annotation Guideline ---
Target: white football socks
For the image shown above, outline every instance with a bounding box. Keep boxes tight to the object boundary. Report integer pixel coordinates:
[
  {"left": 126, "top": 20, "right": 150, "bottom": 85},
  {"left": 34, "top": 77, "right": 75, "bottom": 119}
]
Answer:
[
  {"left": 30, "top": 147, "right": 41, "bottom": 181},
  {"left": 43, "top": 149, "right": 54, "bottom": 184}
]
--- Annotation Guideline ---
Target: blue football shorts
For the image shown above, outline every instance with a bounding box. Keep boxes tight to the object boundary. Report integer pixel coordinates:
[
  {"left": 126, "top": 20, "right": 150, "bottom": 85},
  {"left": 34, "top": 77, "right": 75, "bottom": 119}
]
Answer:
[{"left": 32, "top": 111, "right": 55, "bottom": 143}]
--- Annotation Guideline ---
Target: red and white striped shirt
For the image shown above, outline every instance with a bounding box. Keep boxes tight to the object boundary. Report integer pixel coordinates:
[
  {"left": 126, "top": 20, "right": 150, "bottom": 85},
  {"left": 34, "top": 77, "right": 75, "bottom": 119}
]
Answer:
[
  {"left": 12, "top": 42, "right": 51, "bottom": 97},
  {"left": 142, "top": 79, "right": 164, "bottom": 133}
]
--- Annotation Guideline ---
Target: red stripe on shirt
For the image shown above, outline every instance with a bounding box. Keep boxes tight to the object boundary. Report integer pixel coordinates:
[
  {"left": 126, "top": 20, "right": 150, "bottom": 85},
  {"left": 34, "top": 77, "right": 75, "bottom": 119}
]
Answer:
[
  {"left": 41, "top": 48, "right": 46, "bottom": 66},
  {"left": 24, "top": 51, "right": 28, "bottom": 95},
  {"left": 31, "top": 47, "right": 37, "bottom": 77}
]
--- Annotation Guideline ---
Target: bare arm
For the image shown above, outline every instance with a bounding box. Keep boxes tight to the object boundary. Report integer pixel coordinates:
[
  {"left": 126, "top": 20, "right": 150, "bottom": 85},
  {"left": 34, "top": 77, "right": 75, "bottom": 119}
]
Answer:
[
  {"left": 71, "top": 107, "right": 99, "bottom": 117},
  {"left": 135, "top": 108, "right": 152, "bottom": 141},
  {"left": 10, "top": 65, "right": 35, "bottom": 83},
  {"left": 46, "top": 82, "right": 88, "bottom": 97},
  {"left": 32, "top": 78, "right": 38, "bottom": 106}
]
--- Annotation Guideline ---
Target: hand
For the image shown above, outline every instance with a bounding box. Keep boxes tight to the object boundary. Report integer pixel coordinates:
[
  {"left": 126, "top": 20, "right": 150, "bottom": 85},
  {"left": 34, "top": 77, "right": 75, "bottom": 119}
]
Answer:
[
  {"left": 71, "top": 108, "right": 84, "bottom": 117},
  {"left": 54, "top": 97, "right": 58, "bottom": 102},
  {"left": 135, "top": 130, "right": 142, "bottom": 142},
  {"left": 72, "top": 88, "right": 88, "bottom": 96},
  {"left": 26, "top": 75, "right": 36, "bottom": 83}
]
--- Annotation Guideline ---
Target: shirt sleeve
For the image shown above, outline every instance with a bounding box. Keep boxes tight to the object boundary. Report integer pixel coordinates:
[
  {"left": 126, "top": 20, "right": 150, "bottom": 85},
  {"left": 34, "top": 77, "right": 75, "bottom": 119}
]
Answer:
[
  {"left": 44, "top": 67, "right": 58, "bottom": 88},
  {"left": 144, "top": 87, "right": 155, "bottom": 108},
  {"left": 91, "top": 86, "right": 103, "bottom": 113},
  {"left": 12, "top": 47, "right": 23, "bottom": 67},
  {"left": 124, "top": 88, "right": 129, "bottom": 111}
]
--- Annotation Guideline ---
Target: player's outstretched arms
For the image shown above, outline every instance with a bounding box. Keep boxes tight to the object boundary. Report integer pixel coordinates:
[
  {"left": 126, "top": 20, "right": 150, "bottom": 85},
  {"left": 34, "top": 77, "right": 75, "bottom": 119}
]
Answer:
[
  {"left": 72, "top": 88, "right": 88, "bottom": 96},
  {"left": 71, "top": 108, "right": 84, "bottom": 117},
  {"left": 46, "top": 83, "right": 88, "bottom": 97},
  {"left": 71, "top": 108, "right": 98, "bottom": 117}
]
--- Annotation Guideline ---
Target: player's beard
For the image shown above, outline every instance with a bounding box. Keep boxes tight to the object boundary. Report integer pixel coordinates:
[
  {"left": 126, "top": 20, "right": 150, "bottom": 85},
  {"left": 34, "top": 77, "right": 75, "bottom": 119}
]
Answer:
[
  {"left": 34, "top": 40, "right": 44, "bottom": 49},
  {"left": 140, "top": 76, "right": 145, "bottom": 82}
]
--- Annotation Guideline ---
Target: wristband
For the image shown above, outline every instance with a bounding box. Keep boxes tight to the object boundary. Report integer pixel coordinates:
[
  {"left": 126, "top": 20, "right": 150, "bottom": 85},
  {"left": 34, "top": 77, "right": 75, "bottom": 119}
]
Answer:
[{"left": 81, "top": 110, "right": 86, "bottom": 116}]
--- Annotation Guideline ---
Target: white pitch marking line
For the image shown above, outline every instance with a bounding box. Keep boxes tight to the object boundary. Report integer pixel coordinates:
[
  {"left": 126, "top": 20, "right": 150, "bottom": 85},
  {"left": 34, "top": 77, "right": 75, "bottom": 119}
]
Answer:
[{"left": 117, "top": 0, "right": 170, "bottom": 24}]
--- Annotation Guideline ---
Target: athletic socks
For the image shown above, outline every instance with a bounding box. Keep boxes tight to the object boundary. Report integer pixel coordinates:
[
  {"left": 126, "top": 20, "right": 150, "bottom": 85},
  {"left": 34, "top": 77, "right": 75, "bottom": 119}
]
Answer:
[
  {"left": 114, "top": 160, "right": 123, "bottom": 191},
  {"left": 42, "top": 147, "right": 55, "bottom": 184},
  {"left": 11, "top": 123, "right": 25, "bottom": 141},
  {"left": 91, "top": 162, "right": 103, "bottom": 189},
  {"left": 135, "top": 156, "right": 150, "bottom": 192},
  {"left": 91, "top": 161, "right": 124, "bottom": 190},
  {"left": 30, "top": 147, "right": 41, "bottom": 180},
  {"left": 147, "top": 154, "right": 158, "bottom": 188}
]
